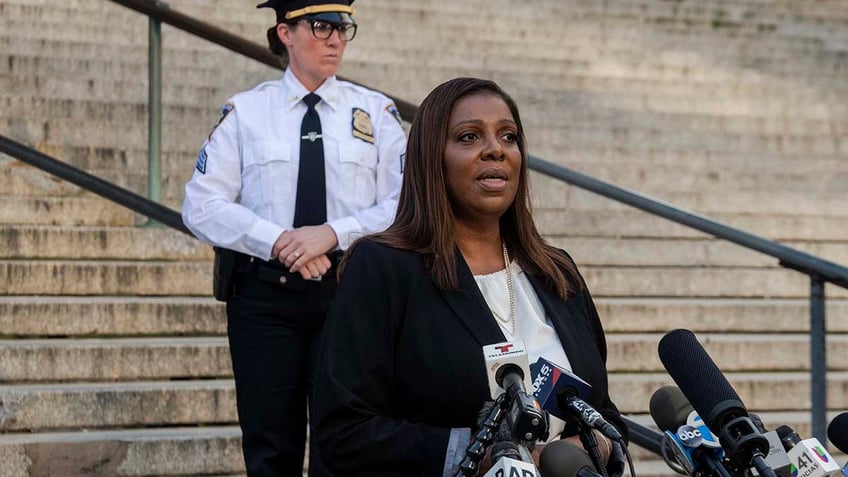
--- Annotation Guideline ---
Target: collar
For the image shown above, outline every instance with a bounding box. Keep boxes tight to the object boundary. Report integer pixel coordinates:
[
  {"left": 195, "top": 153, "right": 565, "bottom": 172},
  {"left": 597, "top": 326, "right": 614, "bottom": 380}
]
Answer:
[{"left": 282, "top": 68, "right": 341, "bottom": 112}]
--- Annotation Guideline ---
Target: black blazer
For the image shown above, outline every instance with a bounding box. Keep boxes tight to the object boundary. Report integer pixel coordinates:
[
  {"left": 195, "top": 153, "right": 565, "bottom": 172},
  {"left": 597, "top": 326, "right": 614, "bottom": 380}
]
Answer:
[{"left": 313, "top": 239, "right": 626, "bottom": 477}]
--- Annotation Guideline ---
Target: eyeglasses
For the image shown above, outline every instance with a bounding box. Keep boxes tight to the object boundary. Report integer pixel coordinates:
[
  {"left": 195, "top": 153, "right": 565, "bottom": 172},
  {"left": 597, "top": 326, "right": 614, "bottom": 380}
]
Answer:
[{"left": 295, "top": 19, "right": 357, "bottom": 41}]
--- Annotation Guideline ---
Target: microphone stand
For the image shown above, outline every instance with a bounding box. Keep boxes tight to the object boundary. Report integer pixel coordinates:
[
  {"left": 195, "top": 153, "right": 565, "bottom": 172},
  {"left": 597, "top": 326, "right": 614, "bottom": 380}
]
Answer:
[
  {"left": 578, "top": 421, "right": 609, "bottom": 477},
  {"left": 455, "top": 394, "right": 508, "bottom": 477}
]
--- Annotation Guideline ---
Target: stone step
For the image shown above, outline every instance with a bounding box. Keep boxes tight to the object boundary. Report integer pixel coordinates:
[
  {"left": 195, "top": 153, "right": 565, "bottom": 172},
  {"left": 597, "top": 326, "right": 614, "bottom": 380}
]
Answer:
[
  {"left": 1, "top": 94, "right": 208, "bottom": 129},
  {"left": 0, "top": 296, "right": 225, "bottom": 337},
  {"left": 6, "top": 296, "right": 848, "bottom": 338},
  {"left": 4, "top": 116, "right": 209, "bottom": 152},
  {"left": 0, "top": 337, "right": 230, "bottom": 383},
  {"left": 534, "top": 120, "right": 846, "bottom": 158},
  {"left": 0, "top": 371, "right": 836, "bottom": 432},
  {"left": 0, "top": 225, "right": 211, "bottom": 260},
  {"left": 4, "top": 223, "right": 845, "bottom": 267},
  {"left": 2, "top": 260, "right": 844, "bottom": 298},
  {"left": 554, "top": 237, "right": 848, "bottom": 269},
  {"left": 0, "top": 260, "right": 211, "bottom": 296},
  {"left": 605, "top": 333, "right": 848, "bottom": 373},
  {"left": 535, "top": 208, "right": 848, "bottom": 242},
  {"left": 0, "top": 426, "right": 244, "bottom": 476},
  {"left": 583, "top": 266, "right": 848, "bottom": 299},
  {"left": 609, "top": 371, "right": 848, "bottom": 414},
  {"left": 0, "top": 380, "right": 235, "bottom": 431},
  {"left": 560, "top": 163, "right": 848, "bottom": 198},
  {"left": 3, "top": 333, "right": 846, "bottom": 383},
  {"left": 0, "top": 194, "right": 135, "bottom": 226},
  {"left": 534, "top": 185, "right": 848, "bottom": 218},
  {"left": 596, "top": 297, "right": 848, "bottom": 333}
]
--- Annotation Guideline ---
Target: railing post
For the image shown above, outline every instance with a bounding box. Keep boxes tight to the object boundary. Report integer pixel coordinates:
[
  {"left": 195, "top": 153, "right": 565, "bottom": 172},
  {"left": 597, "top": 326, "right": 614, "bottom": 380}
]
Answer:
[
  {"left": 148, "top": 15, "right": 163, "bottom": 207},
  {"left": 810, "top": 276, "right": 826, "bottom": 444}
]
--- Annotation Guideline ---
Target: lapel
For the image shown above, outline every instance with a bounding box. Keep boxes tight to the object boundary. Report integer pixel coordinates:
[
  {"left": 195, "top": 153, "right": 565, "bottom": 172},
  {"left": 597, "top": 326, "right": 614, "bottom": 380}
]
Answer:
[
  {"left": 433, "top": 249, "right": 506, "bottom": 347},
  {"left": 525, "top": 273, "right": 591, "bottom": 379}
]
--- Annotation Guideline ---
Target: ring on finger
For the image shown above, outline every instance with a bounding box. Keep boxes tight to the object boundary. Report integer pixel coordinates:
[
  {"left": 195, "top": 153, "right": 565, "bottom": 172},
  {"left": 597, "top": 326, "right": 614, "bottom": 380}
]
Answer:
[{"left": 293, "top": 251, "right": 301, "bottom": 259}]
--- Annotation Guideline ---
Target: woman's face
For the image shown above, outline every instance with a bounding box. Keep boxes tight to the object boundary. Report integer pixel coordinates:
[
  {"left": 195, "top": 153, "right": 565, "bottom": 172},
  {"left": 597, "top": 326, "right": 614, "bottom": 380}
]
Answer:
[
  {"left": 278, "top": 19, "right": 348, "bottom": 90},
  {"left": 443, "top": 91, "right": 522, "bottom": 224}
]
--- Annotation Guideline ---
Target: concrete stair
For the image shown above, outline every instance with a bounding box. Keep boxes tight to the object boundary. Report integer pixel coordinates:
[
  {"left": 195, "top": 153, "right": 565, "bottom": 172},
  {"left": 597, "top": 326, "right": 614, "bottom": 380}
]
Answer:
[{"left": 2, "top": 0, "right": 848, "bottom": 475}]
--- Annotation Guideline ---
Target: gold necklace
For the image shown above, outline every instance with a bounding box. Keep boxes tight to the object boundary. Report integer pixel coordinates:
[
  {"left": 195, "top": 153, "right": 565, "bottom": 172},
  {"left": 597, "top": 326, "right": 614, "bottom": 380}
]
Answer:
[{"left": 489, "top": 242, "right": 516, "bottom": 336}]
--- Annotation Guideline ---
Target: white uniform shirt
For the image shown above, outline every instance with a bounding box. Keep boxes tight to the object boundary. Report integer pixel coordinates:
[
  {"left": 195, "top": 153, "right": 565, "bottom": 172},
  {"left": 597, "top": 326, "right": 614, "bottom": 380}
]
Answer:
[{"left": 182, "top": 69, "right": 407, "bottom": 259}]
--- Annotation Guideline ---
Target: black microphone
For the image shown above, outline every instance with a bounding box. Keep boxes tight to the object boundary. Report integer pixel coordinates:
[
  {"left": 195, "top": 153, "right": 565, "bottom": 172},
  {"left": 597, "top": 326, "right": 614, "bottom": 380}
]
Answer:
[
  {"left": 658, "top": 329, "right": 775, "bottom": 477},
  {"left": 775, "top": 425, "right": 843, "bottom": 477},
  {"left": 828, "top": 412, "right": 848, "bottom": 454},
  {"left": 484, "top": 441, "right": 539, "bottom": 477},
  {"left": 532, "top": 358, "right": 621, "bottom": 443},
  {"left": 539, "top": 440, "right": 602, "bottom": 477},
  {"left": 556, "top": 392, "right": 623, "bottom": 443},
  {"left": 484, "top": 341, "right": 549, "bottom": 442},
  {"left": 649, "top": 385, "right": 731, "bottom": 477},
  {"left": 828, "top": 413, "right": 848, "bottom": 477}
]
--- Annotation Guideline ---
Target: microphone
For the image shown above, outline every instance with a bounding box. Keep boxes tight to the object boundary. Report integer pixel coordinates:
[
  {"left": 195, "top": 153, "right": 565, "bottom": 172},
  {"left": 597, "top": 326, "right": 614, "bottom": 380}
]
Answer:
[
  {"left": 648, "top": 385, "right": 730, "bottom": 477},
  {"left": 484, "top": 441, "right": 539, "bottom": 477},
  {"left": 658, "top": 329, "right": 775, "bottom": 477},
  {"left": 758, "top": 431, "right": 792, "bottom": 477},
  {"left": 828, "top": 412, "right": 848, "bottom": 454},
  {"left": 828, "top": 413, "right": 848, "bottom": 477},
  {"left": 776, "top": 425, "right": 843, "bottom": 477},
  {"left": 530, "top": 357, "right": 622, "bottom": 443},
  {"left": 531, "top": 357, "right": 592, "bottom": 422},
  {"left": 483, "top": 341, "right": 548, "bottom": 442},
  {"left": 539, "top": 440, "right": 602, "bottom": 477}
]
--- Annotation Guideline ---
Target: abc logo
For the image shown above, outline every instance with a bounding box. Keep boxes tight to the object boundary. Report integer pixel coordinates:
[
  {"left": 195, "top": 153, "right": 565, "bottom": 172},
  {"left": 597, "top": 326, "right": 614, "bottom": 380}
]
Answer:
[{"left": 677, "top": 425, "right": 704, "bottom": 447}]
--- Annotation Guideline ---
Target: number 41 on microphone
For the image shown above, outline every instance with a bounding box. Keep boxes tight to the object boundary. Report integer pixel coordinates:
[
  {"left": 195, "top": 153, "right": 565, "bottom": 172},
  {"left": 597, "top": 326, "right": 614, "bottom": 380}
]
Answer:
[{"left": 788, "top": 439, "right": 842, "bottom": 477}]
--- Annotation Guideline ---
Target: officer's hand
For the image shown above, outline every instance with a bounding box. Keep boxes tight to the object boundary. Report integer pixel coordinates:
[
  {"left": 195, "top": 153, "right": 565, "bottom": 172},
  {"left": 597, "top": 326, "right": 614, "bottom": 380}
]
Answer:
[
  {"left": 295, "top": 254, "right": 332, "bottom": 280},
  {"left": 273, "top": 224, "right": 339, "bottom": 272}
]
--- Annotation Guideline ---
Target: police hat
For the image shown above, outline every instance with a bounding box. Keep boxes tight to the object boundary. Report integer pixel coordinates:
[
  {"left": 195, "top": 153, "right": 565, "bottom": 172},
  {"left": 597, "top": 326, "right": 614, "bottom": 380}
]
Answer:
[{"left": 257, "top": 0, "right": 355, "bottom": 24}]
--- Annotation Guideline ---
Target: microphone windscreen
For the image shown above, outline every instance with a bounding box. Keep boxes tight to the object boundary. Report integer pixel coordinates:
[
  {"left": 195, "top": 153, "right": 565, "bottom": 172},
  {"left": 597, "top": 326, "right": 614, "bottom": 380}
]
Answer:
[
  {"left": 539, "top": 440, "right": 596, "bottom": 477},
  {"left": 827, "top": 412, "right": 848, "bottom": 454},
  {"left": 658, "top": 329, "right": 746, "bottom": 431},
  {"left": 490, "top": 441, "right": 522, "bottom": 463},
  {"left": 649, "top": 385, "right": 694, "bottom": 432}
]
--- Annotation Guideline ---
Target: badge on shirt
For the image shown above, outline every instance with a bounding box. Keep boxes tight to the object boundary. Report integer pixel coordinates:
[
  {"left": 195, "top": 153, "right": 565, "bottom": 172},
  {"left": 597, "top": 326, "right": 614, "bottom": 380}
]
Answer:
[
  {"left": 208, "top": 102, "right": 235, "bottom": 141},
  {"left": 385, "top": 102, "right": 403, "bottom": 125},
  {"left": 196, "top": 144, "right": 208, "bottom": 174},
  {"left": 351, "top": 108, "right": 375, "bottom": 144}
]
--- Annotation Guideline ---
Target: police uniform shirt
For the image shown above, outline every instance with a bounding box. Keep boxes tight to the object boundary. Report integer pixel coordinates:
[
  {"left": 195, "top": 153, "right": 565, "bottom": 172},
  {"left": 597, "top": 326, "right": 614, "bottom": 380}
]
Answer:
[{"left": 182, "top": 68, "right": 407, "bottom": 259}]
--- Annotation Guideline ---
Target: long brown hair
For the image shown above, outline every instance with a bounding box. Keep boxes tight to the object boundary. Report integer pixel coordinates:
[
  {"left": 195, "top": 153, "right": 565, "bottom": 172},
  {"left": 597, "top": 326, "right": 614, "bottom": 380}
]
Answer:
[{"left": 353, "top": 77, "right": 582, "bottom": 298}]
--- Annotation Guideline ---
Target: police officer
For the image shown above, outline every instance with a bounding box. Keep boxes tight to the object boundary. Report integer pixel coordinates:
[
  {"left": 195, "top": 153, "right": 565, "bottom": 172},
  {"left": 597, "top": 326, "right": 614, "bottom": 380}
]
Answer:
[{"left": 181, "top": 1, "right": 406, "bottom": 474}]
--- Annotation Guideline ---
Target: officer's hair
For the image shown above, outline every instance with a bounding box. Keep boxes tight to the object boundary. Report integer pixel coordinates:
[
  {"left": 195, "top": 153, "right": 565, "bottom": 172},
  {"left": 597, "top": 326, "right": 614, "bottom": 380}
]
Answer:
[{"left": 266, "top": 25, "right": 289, "bottom": 63}]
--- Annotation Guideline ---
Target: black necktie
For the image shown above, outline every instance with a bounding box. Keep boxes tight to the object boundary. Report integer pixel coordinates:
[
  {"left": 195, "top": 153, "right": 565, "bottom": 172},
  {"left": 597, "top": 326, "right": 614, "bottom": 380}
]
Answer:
[{"left": 293, "top": 93, "right": 327, "bottom": 228}]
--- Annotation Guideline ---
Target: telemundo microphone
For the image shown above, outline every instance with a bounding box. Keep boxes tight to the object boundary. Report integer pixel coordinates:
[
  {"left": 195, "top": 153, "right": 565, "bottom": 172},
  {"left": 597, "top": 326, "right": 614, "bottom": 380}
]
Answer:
[
  {"left": 827, "top": 412, "right": 848, "bottom": 477},
  {"left": 775, "top": 425, "right": 843, "bottom": 477},
  {"left": 483, "top": 341, "right": 548, "bottom": 443},
  {"left": 530, "top": 357, "right": 623, "bottom": 443},
  {"left": 649, "top": 385, "right": 730, "bottom": 477},
  {"left": 658, "top": 329, "right": 776, "bottom": 477},
  {"left": 483, "top": 441, "right": 538, "bottom": 477},
  {"left": 539, "top": 440, "right": 603, "bottom": 477}
]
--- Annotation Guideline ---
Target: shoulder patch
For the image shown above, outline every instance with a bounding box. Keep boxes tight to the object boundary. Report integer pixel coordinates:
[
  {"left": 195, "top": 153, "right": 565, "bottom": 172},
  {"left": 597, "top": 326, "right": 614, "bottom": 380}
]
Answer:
[
  {"left": 351, "top": 108, "right": 375, "bottom": 144},
  {"left": 208, "top": 102, "right": 235, "bottom": 141},
  {"left": 385, "top": 102, "right": 403, "bottom": 125},
  {"left": 196, "top": 144, "right": 208, "bottom": 174}
]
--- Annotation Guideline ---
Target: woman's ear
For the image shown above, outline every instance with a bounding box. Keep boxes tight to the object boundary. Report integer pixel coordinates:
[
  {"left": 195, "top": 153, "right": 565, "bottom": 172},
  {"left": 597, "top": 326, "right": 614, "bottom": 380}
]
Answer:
[{"left": 276, "top": 23, "right": 292, "bottom": 47}]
